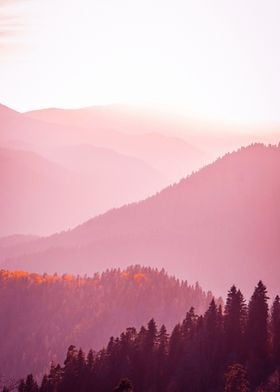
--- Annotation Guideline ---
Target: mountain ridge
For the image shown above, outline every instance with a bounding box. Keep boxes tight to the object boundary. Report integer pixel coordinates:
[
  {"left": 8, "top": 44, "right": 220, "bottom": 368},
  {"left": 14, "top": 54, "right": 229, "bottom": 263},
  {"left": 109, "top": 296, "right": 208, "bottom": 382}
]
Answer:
[{"left": 1, "top": 143, "right": 280, "bottom": 297}]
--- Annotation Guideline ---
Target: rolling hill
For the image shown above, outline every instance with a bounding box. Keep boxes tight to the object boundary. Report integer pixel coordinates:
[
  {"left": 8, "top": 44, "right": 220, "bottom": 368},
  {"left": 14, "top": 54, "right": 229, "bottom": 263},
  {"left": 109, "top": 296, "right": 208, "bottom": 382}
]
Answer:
[
  {"left": 1, "top": 103, "right": 206, "bottom": 182},
  {"left": 0, "top": 266, "right": 216, "bottom": 381},
  {"left": 0, "top": 102, "right": 210, "bottom": 235},
  {"left": 0, "top": 146, "right": 166, "bottom": 236},
  {"left": 1, "top": 143, "right": 279, "bottom": 296}
]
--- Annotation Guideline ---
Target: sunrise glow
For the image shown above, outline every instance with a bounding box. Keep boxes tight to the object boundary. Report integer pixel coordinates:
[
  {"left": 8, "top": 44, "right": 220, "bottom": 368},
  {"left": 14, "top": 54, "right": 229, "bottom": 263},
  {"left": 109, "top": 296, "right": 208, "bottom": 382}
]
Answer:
[{"left": 1, "top": 0, "right": 280, "bottom": 125}]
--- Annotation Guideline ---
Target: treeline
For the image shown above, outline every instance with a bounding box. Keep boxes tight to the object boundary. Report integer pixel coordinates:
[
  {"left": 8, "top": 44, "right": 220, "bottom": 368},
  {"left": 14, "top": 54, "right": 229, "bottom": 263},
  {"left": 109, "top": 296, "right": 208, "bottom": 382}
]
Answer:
[
  {"left": 0, "top": 266, "right": 215, "bottom": 382},
  {"left": 12, "top": 281, "right": 280, "bottom": 392}
]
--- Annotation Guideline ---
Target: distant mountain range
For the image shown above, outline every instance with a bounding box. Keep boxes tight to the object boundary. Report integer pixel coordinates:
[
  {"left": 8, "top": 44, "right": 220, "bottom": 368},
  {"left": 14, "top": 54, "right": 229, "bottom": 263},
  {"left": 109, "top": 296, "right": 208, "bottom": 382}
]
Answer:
[
  {"left": 1, "top": 143, "right": 279, "bottom": 297},
  {"left": 0, "top": 103, "right": 208, "bottom": 235}
]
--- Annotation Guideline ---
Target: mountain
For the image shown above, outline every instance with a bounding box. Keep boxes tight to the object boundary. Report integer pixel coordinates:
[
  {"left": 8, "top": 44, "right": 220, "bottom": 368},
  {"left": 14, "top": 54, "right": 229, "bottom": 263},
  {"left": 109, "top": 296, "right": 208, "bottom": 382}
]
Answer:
[
  {"left": 0, "top": 147, "right": 86, "bottom": 236},
  {"left": 14, "top": 281, "right": 279, "bottom": 392},
  {"left": 1, "top": 103, "right": 206, "bottom": 182},
  {"left": 0, "top": 103, "right": 209, "bottom": 235},
  {"left": 24, "top": 105, "right": 184, "bottom": 135},
  {"left": 0, "top": 146, "right": 165, "bottom": 236},
  {"left": 0, "top": 234, "right": 39, "bottom": 247},
  {"left": 24, "top": 104, "right": 280, "bottom": 169},
  {"left": 0, "top": 266, "right": 216, "bottom": 381},
  {"left": 1, "top": 143, "right": 279, "bottom": 296}
]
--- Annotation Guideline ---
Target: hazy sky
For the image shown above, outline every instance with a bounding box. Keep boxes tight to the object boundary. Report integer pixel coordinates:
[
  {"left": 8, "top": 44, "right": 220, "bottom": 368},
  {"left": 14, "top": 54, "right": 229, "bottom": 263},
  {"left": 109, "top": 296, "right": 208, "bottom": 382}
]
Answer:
[{"left": 0, "top": 0, "right": 280, "bottom": 125}]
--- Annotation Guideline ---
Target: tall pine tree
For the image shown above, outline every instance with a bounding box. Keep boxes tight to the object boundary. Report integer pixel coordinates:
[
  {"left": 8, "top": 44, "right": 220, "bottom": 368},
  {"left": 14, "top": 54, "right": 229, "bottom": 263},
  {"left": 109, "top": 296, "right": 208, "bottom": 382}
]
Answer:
[{"left": 246, "top": 281, "right": 269, "bottom": 387}]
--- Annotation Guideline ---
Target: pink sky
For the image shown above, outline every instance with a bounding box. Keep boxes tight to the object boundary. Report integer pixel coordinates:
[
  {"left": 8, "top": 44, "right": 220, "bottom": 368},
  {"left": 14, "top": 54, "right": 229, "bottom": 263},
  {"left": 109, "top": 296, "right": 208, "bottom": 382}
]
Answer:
[{"left": 0, "top": 0, "right": 280, "bottom": 126}]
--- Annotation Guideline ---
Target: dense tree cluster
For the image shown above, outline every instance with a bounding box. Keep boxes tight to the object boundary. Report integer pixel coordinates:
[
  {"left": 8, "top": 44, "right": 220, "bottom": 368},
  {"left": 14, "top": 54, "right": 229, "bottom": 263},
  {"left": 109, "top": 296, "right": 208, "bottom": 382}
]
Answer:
[
  {"left": 0, "top": 266, "right": 215, "bottom": 382},
  {"left": 10, "top": 281, "right": 280, "bottom": 392}
]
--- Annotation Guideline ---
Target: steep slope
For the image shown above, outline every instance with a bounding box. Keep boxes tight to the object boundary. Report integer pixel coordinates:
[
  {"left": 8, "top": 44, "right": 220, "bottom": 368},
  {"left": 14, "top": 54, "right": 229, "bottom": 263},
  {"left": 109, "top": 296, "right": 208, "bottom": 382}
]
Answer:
[
  {"left": 0, "top": 147, "right": 165, "bottom": 236},
  {"left": 0, "top": 267, "right": 216, "bottom": 381},
  {"left": 0, "top": 147, "right": 87, "bottom": 236},
  {"left": 1, "top": 144, "right": 280, "bottom": 296}
]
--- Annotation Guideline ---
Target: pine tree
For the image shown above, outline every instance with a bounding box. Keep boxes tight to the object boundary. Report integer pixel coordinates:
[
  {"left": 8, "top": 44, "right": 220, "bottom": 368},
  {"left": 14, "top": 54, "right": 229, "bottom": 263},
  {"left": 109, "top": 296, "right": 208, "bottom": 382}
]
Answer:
[
  {"left": 201, "top": 299, "right": 224, "bottom": 391},
  {"left": 144, "top": 319, "right": 158, "bottom": 390},
  {"left": 271, "top": 295, "right": 280, "bottom": 366},
  {"left": 167, "top": 323, "right": 185, "bottom": 390},
  {"left": 246, "top": 281, "right": 269, "bottom": 387},
  {"left": 60, "top": 345, "right": 79, "bottom": 392},
  {"left": 114, "top": 378, "right": 133, "bottom": 392},
  {"left": 146, "top": 319, "right": 157, "bottom": 350},
  {"left": 24, "top": 375, "right": 38, "bottom": 392},
  {"left": 39, "top": 375, "right": 49, "bottom": 392},
  {"left": 18, "top": 380, "right": 25, "bottom": 392},
  {"left": 86, "top": 349, "right": 94, "bottom": 370},
  {"left": 224, "top": 363, "right": 249, "bottom": 392},
  {"left": 156, "top": 325, "right": 168, "bottom": 390},
  {"left": 46, "top": 363, "right": 62, "bottom": 391},
  {"left": 181, "top": 307, "right": 197, "bottom": 341},
  {"left": 224, "top": 286, "right": 247, "bottom": 362}
]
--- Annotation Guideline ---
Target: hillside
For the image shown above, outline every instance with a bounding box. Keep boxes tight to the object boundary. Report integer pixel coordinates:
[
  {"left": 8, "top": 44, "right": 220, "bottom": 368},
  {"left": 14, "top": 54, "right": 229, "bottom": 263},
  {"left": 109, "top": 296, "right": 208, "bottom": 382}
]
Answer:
[
  {"left": 13, "top": 281, "right": 280, "bottom": 392},
  {"left": 0, "top": 147, "right": 83, "bottom": 236},
  {"left": 1, "top": 103, "right": 205, "bottom": 183},
  {"left": 0, "top": 103, "right": 209, "bottom": 235},
  {"left": 0, "top": 146, "right": 166, "bottom": 236},
  {"left": 0, "top": 266, "right": 215, "bottom": 381},
  {"left": 1, "top": 144, "right": 279, "bottom": 297}
]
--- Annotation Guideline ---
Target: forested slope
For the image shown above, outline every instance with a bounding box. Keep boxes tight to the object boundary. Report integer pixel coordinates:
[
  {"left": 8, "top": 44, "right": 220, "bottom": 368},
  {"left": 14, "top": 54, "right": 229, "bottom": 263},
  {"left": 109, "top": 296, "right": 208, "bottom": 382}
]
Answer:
[{"left": 0, "top": 266, "right": 215, "bottom": 382}]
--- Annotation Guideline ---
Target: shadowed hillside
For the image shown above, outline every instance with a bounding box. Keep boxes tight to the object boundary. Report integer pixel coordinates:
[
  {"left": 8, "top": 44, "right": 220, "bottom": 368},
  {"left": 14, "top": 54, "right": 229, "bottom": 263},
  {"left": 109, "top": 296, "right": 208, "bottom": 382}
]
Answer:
[
  {"left": 0, "top": 266, "right": 216, "bottom": 381},
  {"left": 0, "top": 103, "right": 208, "bottom": 235},
  {"left": 1, "top": 144, "right": 279, "bottom": 297},
  {"left": 0, "top": 146, "right": 166, "bottom": 236}
]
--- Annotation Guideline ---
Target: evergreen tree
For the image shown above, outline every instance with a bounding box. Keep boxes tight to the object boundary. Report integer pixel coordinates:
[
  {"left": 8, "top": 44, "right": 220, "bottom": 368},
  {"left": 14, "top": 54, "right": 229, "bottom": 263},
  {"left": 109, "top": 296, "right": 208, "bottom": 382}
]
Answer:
[
  {"left": 246, "top": 281, "right": 269, "bottom": 387},
  {"left": 144, "top": 319, "right": 158, "bottom": 391},
  {"left": 156, "top": 325, "right": 168, "bottom": 390},
  {"left": 18, "top": 375, "right": 39, "bottom": 392},
  {"left": 114, "top": 378, "right": 133, "bottom": 392},
  {"left": 224, "top": 363, "right": 249, "bottom": 392},
  {"left": 200, "top": 299, "right": 224, "bottom": 391},
  {"left": 22, "top": 375, "right": 38, "bottom": 392},
  {"left": 18, "top": 380, "right": 25, "bottom": 392},
  {"left": 167, "top": 323, "right": 186, "bottom": 391},
  {"left": 224, "top": 286, "right": 247, "bottom": 362},
  {"left": 181, "top": 307, "right": 197, "bottom": 341},
  {"left": 39, "top": 375, "right": 49, "bottom": 392},
  {"left": 14, "top": 281, "right": 280, "bottom": 392},
  {"left": 86, "top": 349, "right": 94, "bottom": 370},
  {"left": 46, "top": 363, "right": 62, "bottom": 391},
  {"left": 145, "top": 319, "right": 157, "bottom": 350},
  {"left": 60, "top": 345, "right": 79, "bottom": 392},
  {"left": 271, "top": 295, "right": 280, "bottom": 366}
]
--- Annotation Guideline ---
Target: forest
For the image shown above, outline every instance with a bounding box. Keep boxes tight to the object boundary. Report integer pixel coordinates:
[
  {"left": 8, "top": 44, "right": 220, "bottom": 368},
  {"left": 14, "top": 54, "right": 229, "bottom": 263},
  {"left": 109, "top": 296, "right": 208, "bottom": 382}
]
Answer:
[
  {"left": 0, "top": 267, "right": 215, "bottom": 383},
  {"left": 7, "top": 280, "right": 280, "bottom": 392}
]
